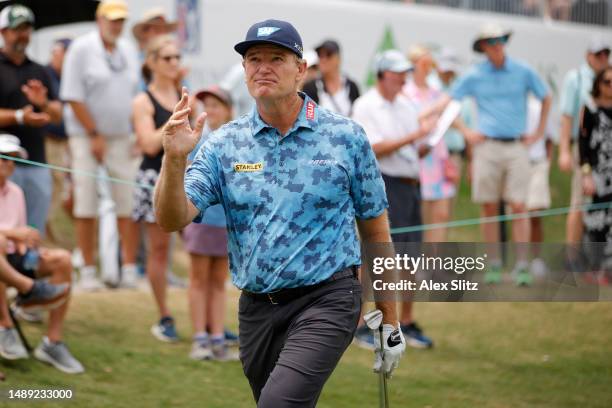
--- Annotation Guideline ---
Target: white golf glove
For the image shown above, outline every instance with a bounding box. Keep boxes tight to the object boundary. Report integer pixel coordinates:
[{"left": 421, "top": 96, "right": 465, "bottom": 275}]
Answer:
[{"left": 372, "top": 323, "right": 406, "bottom": 378}]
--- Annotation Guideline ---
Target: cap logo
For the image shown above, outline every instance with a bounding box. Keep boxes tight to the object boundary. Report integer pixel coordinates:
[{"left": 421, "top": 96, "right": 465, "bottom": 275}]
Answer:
[
  {"left": 294, "top": 42, "right": 303, "bottom": 54},
  {"left": 11, "top": 6, "right": 31, "bottom": 19},
  {"left": 257, "top": 27, "right": 280, "bottom": 37}
]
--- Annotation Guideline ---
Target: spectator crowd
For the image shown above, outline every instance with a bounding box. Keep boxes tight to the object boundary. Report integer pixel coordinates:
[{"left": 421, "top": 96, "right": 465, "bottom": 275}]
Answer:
[{"left": 0, "top": 0, "right": 609, "bottom": 377}]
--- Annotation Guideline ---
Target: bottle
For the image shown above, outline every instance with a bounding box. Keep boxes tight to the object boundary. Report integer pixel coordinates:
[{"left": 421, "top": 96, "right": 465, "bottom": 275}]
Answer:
[{"left": 23, "top": 248, "right": 40, "bottom": 271}]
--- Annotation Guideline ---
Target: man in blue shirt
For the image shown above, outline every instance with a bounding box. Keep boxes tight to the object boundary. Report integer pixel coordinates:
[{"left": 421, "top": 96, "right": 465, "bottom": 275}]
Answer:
[
  {"left": 154, "top": 19, "right": 405, "bottom": 407},
  {"left": 424, "top": 23, "right": 551, "bottom": 286}
]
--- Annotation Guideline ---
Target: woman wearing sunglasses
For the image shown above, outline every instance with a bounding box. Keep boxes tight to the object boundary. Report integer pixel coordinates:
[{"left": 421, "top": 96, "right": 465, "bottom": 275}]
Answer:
[
  {"left": 579, "top": 67, "right": 612, "bottom": 285},
  {"left": 131, "top": 35, "right": 183, "bottom": 342}
]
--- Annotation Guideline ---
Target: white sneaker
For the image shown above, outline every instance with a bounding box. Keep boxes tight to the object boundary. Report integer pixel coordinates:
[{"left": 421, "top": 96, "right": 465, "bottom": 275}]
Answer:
[
  {"left": 0, "top": 327, "right": 28, "bottom": 360},
  {"left": 189, "top": 341, "right": 213, "bottom": 360},
  {"left": 78, "top": 266, "right": 105, "bottom": 292},
  {"left": 530, "top": 258, "right": 548, "bottom": 279},
  {"left": 120, "top": 264, "right": 139, "bottom": 289},
  {"left": 71, "top": 249, "right": 84, "bottom": 269}
]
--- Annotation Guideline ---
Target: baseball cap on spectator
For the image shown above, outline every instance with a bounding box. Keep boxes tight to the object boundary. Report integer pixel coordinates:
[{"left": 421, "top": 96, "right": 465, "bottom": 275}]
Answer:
[
  {"left": 195, "top": 85, "right": 233, "bottom": 108},
  {"left": 437, "top": 48, "right": 461, "bottom": 73},
  {"left": 0, "top": 134, "right": 28, "bottom": 159},
  {"left": 303, "top": 49, "right": 319, "bottom": 68},
  {"left": 132, "top": 7, "right": 178, "bottom": 41},
  {"left": 472, "top": 23, "right": 512, "bottom": 53},
  {"left": 374, "top": 50, "right": 413, "bottom": 73},
  {"left": 588, "top": 37, "right": 610, "bottom": 54},
  {"left": 96, "top": 0, "right": 129, "bottom": 21},
  {"left": 234, "top": 19, "right": 303, "bottom": 58},
  {"left": 0, "top": 4, "right": 35, "bottom": 30},
  {"left": 315, "top": 39, "right": 340, "bottom": 56}
]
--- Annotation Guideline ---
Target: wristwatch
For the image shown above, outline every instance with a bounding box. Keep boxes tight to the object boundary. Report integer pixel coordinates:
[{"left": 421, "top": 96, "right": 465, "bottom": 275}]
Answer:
[
  {"left": 581, "top": 163, "right": 592, "bottom": 175},
  {"left": 14, "top": 109, "right": 24, "bottom": 125}
]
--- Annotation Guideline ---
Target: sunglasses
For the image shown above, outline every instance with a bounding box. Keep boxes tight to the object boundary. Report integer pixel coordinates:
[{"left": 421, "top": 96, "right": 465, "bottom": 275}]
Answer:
[
  {"left": 485, "top": 37, "right": 508, "bottom": 46},
  {"left": 159, "top": 54, "right": 181, "bottom": 62},
  {"left": 595, "top": 49, "right": 611, "bottom": 58},
  {"left": 602, "top": 79, "right": 612, "bottom": 86}
]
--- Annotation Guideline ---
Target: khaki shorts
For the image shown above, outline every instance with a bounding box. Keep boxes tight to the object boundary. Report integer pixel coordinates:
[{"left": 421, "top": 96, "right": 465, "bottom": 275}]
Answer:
[
  {"left": 526, "top": 160, "right": 551, "bottom": 210},
  {"left": 472, "top": 139, "right": 530, "bottom": 204},
  {"left": 68, "top": 136, "right": 136, "bottom": 218},
  {"left": 570, "top": 143, "right": 584, "bottom": 207}
]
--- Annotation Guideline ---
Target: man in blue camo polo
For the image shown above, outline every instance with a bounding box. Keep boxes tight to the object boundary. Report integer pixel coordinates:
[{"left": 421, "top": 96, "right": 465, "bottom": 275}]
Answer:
[{"left": 155, "top": 19, "right": 406, "bottom": 407}]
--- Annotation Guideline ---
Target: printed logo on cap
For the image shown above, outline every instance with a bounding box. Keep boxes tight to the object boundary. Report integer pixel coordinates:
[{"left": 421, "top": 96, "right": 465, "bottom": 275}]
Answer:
[{"left": 257, "top": 27, "right": 280, "bottom": 37}]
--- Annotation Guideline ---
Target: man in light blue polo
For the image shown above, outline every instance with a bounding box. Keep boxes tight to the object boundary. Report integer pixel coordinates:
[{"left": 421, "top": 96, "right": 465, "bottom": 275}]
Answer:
[
  {"left": 425, "top": 23, "right": 551, "bottom": 286},
  {"left": 154, "top": 19, "right": 405, "bottom": 407},
  {"left": 558, "top": 38, "right": 609, "bottom": 245}
]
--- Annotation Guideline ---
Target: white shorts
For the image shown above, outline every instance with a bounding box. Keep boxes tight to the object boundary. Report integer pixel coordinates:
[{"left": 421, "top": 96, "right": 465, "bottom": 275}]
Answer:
[
  {"left": 526, "top": 160, "right": 551, "bottom": 210},
  {"left": 68, "top": 136, "right": 137, "bottom": 218}
]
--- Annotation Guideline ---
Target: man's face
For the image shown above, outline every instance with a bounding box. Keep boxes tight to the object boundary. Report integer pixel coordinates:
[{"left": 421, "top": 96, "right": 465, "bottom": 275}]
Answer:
[
  {"left": 587, "top": 49, "right": 610, "bottom": 74},
  {"left": 317, "top": 48, "right": 340, "bottom": 76},
  {"left": 380, "top": 70, "right": 407, "bottom": 98},
  {"left": 98, "top": 17, "right": 125, "bottom": 45},
  {"left": 482, "top": 37, "right": 507, "bottom": 65},
  {"left": 243, "top": 45, "right": 306, "bottom": 101},
  {"left": 1, "top": 23, "right": 32, "bottom": 54}
]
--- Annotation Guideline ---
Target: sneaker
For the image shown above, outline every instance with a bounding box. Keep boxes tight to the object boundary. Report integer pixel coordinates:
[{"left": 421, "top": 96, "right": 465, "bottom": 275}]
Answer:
[
  {"left": 14, "top": 280, "right": 70, "bottom": 312},
  {"left": 120, "top": 264, "right": 139, "bottom": 289},
  {"left": 513, "top": 265, "right": 533, "bottom": 287},
  {"left": 0, "top": 328, "right": 28, "bottom": 360},
  {"left": 223, "top": 329, "right": 239, "bottom": 347},
  {"left": 78, "top": 266, "right": 105, "bottom": 292},
  {"left": 10, "top": 305, "right": 44, "bottom": 324},
  {"left": 401, "top": 322, "right": 434, "bottom": 349},
  {"left": 34, "top": 337, "right": 84, "bottom": 374},
  {"left": 352, "top": 325, "right": 375, "bottom": 351},
  {"left": 189, "top": 341, "right": 213, "bottom": 360},
  {"left": 150, "top": 316, "right": 179, "bottom": 343},
  {"left": 529, "top": 258, "right": 548, "bottom": 280},
  {"left": 210, "top": 338, "right": 239, "bottom": 361},
  {"left": 484, "top": 264, "right": 503, "bottom": 284}
]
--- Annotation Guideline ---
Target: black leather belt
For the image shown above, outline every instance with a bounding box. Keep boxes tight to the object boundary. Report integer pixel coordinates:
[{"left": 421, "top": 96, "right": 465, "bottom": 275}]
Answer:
[
  {"left": 488, "top": 137, "right": 521, "bottom": 143},
  {"left": 242, "top": 266, "right": 358, "bottom": 305}
]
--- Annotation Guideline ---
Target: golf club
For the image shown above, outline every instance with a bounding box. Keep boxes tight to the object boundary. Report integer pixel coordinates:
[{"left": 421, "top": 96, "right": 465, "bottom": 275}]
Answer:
[{"left": 363, "top": 309, "right": 389, "bottom": 408}]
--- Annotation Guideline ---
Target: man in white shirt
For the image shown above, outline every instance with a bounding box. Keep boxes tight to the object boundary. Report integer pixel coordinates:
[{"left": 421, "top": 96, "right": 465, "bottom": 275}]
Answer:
[
  {"left": 352, "top": 50, "right": 436, "bottom": 349},
  {"left": 60, "top": 0, "right": 139, "bottom": 290}
]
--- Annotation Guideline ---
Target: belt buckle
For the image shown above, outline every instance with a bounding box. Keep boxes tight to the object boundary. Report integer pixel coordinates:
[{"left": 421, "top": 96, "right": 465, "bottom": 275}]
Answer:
[{"left": 267, "top": 293, "right": 279, "bottom": 305}]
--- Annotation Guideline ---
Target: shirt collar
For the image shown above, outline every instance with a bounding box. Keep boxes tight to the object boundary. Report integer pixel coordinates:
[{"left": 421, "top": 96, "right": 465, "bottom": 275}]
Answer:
[
  {"left": 250, "top": 92, "right": 319, "bottom": 137},
  {"left": 580, "top": 63, "right": 595, "bottom": 79},
  {"left": 0, "top": 50, "right": 31, "bottom": 66},
  {"left": 484, "top": 56, "right": 511, "bottom": 72}
]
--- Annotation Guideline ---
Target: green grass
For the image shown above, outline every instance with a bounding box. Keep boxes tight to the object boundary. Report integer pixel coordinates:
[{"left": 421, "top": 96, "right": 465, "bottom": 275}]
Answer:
[{"left": 1, "top": 289, "right": 611, "bottom": 407}]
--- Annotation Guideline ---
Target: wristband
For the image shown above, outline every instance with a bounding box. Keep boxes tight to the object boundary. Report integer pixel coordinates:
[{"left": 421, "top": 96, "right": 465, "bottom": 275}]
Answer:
[{"left": 14, "top": 109, "right": 24, "bottom": 125}]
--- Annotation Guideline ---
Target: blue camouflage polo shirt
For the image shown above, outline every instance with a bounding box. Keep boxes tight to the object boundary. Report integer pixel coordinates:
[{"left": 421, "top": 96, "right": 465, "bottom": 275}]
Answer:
[{"left": 184, "top": 93, "right": 387, "bottom": 293}]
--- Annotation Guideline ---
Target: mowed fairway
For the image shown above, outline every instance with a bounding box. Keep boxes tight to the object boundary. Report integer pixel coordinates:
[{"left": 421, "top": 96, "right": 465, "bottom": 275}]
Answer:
[{"left": 1, "top": 285, "right": 611, "bottom": 408}]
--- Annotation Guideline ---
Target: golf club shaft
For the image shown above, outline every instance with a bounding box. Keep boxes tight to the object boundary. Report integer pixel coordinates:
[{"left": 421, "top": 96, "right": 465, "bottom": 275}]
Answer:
[{"left": 379, "top": 326, "right": 389, "bottom": 408}]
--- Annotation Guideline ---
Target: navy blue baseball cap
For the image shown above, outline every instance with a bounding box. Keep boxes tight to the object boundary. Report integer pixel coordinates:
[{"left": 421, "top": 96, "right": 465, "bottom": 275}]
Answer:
[{"left": 234, "top": 19, "right": 303, "bottom": 58}]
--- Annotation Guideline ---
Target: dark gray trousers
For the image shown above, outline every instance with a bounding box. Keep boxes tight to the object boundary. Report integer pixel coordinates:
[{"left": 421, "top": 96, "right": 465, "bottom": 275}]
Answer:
[{"left": 238, "top": 275, "right": 362, "bottom": 407}]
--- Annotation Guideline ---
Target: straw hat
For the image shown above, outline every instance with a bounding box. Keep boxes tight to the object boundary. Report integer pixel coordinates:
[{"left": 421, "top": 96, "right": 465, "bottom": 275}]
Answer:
[{"left": 132, "top": 7, "right": 178, "bottom": 41}]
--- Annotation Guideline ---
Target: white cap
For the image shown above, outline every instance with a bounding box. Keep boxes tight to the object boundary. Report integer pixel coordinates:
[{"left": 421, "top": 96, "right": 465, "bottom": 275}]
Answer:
[
  {"left": 374, "top": 50, "right": 412, "bottom": 73},
  {"left": 0, "top": 134, "right": 27, "bottom": 159},
  {"left": 588, "top": 37, "right": 610, "bottom": 54},
  {"left": 437, "top": 47, "right": 461, "bottom": 73},
  {"left": 303, "top": 49, "right": 319, "bottom": 68}
]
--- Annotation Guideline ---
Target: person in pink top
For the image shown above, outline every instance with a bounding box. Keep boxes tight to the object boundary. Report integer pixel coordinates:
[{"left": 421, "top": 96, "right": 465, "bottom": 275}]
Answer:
[{"left": 403, "top": 45, "right": 457, "bottom": 242}]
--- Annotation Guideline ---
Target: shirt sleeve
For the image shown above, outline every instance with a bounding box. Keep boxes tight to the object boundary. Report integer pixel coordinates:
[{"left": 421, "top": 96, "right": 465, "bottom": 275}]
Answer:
[
  {"left": 450, "top": 70, "right": 475, "bottom": 100},
  {"left": 184, "top": 139, "right": 223, "bottom": 223},
  {"left": 525, "top": 65, "right": 549, "bottom": 100},
  {"left": 351, "top": 98, "right": 382, "bottom": 145},
  {"left": 349, "top": 124, "right": 388, "bottom": 219},
  {"left": 559, "top": 70, "right": 578, "bottom": 116},
  {"left": 60, "top": 40, "right": 86, "bottom": 102}
]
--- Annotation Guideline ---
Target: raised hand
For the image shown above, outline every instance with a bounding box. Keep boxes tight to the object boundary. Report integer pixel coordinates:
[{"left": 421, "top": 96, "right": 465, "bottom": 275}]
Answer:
[
  {"left": 21, "top": 79, "right": 49, "bottom": 109},
  {"left": 161, "top": 87, "right": 207, "bottom": 160}
]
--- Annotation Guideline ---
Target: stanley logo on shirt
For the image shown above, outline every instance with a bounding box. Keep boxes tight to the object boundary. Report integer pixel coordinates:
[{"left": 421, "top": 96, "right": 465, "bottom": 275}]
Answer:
[{"left": 234, "top": 163, "right": 264, "bottom": 172}]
